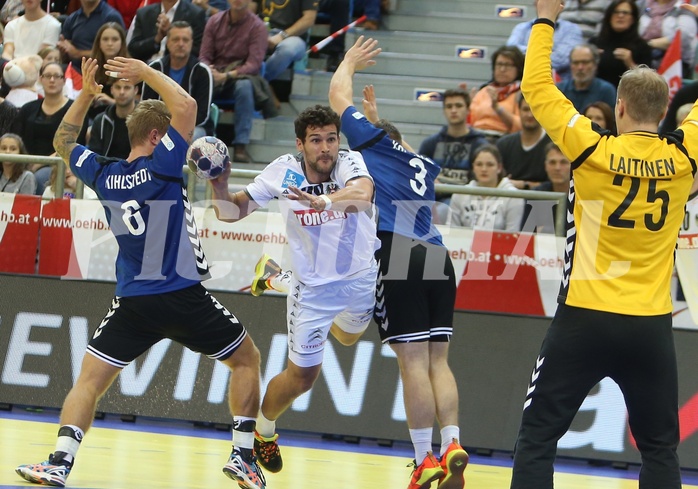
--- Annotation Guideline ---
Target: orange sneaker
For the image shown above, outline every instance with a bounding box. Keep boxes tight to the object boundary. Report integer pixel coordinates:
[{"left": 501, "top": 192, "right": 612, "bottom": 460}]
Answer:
[
  {"left": 407, "top": 451, "right": 445, "bottom": 489},
  {"left": 437, "top": 439, "right": 469, "bottom": 489}
]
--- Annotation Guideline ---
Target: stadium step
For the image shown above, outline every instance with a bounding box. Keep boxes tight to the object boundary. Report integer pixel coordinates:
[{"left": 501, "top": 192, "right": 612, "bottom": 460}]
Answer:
[
  {"left": 293, "top": 71, "right": 477, "bottom": 103},
  {"left": 289, "top": 94, "right": 446, "bottom": 126},
  {"left": 383, "top": 11, "right": 524, "bottom": 38},
  {"left": 391, "top": 0, "right": 532, "bottom": 17},
  {"left": 346, "top": 29, "right": 509, "bottom": 60}
]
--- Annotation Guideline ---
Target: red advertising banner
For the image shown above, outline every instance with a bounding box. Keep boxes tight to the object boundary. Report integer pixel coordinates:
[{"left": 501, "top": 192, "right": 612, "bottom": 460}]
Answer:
[
  {"left": 0, "top": 193, "right": 41, "bottom": 274},
  {"left": 37, "top": 199, "right": 76, "bottom": 277},
  {"left": 455, "top": 230, "right": 546, "bottom": 315}
]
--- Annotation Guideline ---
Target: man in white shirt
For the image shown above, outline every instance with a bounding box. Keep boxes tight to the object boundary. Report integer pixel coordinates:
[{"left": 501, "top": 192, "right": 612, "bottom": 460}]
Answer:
[
  {"left": 210, "top": 104, "right": 378, "bottom": 475},
  {"left": 1, "top": 0, "right": 60, "bottom": 60}
]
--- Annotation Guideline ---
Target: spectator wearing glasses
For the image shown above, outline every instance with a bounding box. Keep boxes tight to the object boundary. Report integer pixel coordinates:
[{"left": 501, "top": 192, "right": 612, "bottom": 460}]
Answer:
[
  {"left": 467, "top": 45, "right": 525, "bottom": 138},
  {"left": 12, "top": 62, "right": 86, "bottom": 194},
  {"left": 589, "top": 0, "right": 652, "bottom": 87},
  {"left": 556, "top": 43, "right": 616, "bottom": 111}
]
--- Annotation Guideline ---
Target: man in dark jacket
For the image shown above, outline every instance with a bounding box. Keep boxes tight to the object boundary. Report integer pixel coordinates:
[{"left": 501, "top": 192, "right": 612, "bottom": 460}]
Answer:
[
  {"left": 88, "top": 78, "right": 138, "bottom": 159},
  {"left": 128, "top": 0, "right": 205, "bottom": 62},
  {"left": 141, "top": 21, "right": 213, "bottom": 140}
]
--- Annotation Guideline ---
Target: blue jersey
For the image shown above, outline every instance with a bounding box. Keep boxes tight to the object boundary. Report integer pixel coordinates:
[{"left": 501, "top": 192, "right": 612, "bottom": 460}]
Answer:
[
  {"left": 340, "top": 106, "right": 444, "bottom": 246},
  {"left": 70, "top": 127, "right": 209, "bottom": 297}
]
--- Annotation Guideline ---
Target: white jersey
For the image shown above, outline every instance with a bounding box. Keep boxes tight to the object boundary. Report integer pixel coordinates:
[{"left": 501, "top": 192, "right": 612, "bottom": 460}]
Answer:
[
  {"left": 245, "top": 150, "right": 379, "bottom": 286},
  {"left": 4, "top": 15, "right": 61, "bottom": 58}
]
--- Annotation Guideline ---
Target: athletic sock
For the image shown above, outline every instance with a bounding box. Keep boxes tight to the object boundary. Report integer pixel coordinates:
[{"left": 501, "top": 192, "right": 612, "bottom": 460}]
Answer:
[
  {"left": 255, "top": 410, "right": 276, "bottom": 438},
  {"left": 409, "top": 427, "right": 433, "bottom": 466},
  {"left": 232, "top": 417, "right": 256, "bottom": 461},
  {"left": 54, "top": 425, "right": 84, "bottom": 466},
  {"left": 440, "top": 425, "right": 460, "bottom": 456}
]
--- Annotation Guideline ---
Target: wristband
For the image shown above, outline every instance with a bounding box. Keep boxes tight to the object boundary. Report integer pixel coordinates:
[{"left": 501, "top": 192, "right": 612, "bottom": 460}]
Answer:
[
  {"left": 319, "top": 194, "right": 332, "bottom": 210},
  {"left": 279, "top": 30, "right": 289, "bottom": 39}
]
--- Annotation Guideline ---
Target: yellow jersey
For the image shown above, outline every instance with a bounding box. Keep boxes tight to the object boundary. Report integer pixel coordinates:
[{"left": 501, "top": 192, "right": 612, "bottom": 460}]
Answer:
[{"left": 522, "top": 20, "right": 698, "bottom": 315}]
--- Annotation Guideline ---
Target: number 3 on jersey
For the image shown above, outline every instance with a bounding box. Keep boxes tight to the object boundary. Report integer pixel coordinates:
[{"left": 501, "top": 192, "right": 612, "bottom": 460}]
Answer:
[
  {"left": 409, "top": 157, "right": 428, "bottom": 196},
  {"left": 608, "top": 175, "right": 669, "bottom": 231}
]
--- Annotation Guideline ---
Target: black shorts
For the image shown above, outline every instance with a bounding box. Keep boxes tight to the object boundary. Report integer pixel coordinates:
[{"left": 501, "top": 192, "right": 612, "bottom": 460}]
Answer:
[
  {"left": 87, "top": 283, "right": 247, "bottom": 368},
  {"left": 375, "top": 232, "right": 456, "bottom": 343}
]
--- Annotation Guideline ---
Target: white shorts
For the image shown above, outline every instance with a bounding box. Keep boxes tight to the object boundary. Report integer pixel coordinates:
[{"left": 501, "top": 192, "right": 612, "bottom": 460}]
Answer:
[{"left": 286, "top": 264, "right": 377, "bottom": 368}]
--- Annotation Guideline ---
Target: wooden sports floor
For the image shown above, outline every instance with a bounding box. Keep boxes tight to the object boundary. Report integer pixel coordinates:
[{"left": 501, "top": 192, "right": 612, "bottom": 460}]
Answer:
[{"left": 2, "top": 409, "right": 698, "bottom": 489}]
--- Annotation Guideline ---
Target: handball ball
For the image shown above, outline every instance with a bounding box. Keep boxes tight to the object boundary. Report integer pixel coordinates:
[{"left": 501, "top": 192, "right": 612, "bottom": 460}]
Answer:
[{"left": 186, "top": 136, "right": 230, "bottom": 180}]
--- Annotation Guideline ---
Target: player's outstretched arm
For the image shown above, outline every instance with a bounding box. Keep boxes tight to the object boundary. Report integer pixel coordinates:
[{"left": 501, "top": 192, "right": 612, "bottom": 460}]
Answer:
[
  {"left": 104, "top": 56, "right": 197, "bottom": 143},
  {"left": 328, "top": 36, "right": 380, "bottom": 117},
  {"left": 54, "top": 57, "right": 102, "bottom": 164}
]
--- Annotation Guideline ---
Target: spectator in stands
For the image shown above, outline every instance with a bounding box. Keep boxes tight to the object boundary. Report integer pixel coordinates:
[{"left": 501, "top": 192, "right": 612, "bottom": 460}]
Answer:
[
  {"left": 93, "top": 23, "right": 128, "bottom": 87},
  {"left": 316, "top": 0, "right": 351, "bottom": 72},
  {"left": 521, "top": 142, "right": 571, "bottom": 234},
  {"left": 418, "top": 87, "right": 488, "bottom": 222},
  {"left": 638, "top": 0, "right": 697, "bottom": 79},
  {"left": 0, "top": 133, "right": 37, "bottom": 194},
  {"left": 449, "top": 144, "right": 524, "bottom": 232},
  {"left": 1, "top": 0, "right": 61, "bottom": 60},
  {"left": 144, "top": 21, "right": 214, "bottom": 141},
  {"left": 12, "top": 62, "right": 85, "bottom": 194},
  {"left": 496, "top": 94, "right": 551, "bottom": 189},
  {"left": 590, "top": 0, "right": 652, "bottom": 87},
  {"left": 559, "top": 0, "right": 612, "bottom": 40},
  {"left": 128, "top": 0, "right": 205, "bottom": 63},
  {"left": 354, "top": 0, "right": 381, "bottom": 30},
  {"left": 468, "top": 46, "right": 524, "bottom": 137},
  {"left": 419, "top": 88, "right": 489, "bottom": 186},
  {"left": 200, "top": 0, "right": 267, "bottom": 163},
  {"left": 557, "top": 43, "right": 616, "bottom": 111},
  {"left": 59, "top": 0, "right": 125, "bottom": 72},
  {"left": 583, "top": 100, "right": 616, "bottom": 134},
  {"left": 42, "top": 165, "right": 98, "bottom": 198},
  {"left": 506, "top": 0, "right": 583, "bottom": 79},
  {"left": 38, "top": 46, "right": 62, "bottom": 67},
  {"left": 660, "top": 82, "right": 698, "bottom": 133},
  {"left": 258, "top": 0, "right": 317, "bottom": 82},
  {"left": 89, "top": 22, "right": 129, "bottom": 112},
  {"left": 88, "top": 78, "right": 137, "bottom": 159},
  {"left": 0, "top": 97, "right": 20, "bottom": 134}
]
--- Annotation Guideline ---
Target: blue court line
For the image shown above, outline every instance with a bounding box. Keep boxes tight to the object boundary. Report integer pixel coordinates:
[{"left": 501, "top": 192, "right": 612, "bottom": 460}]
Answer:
[{"left": 4, "top": 406, "right": 698, "bottom": 485}]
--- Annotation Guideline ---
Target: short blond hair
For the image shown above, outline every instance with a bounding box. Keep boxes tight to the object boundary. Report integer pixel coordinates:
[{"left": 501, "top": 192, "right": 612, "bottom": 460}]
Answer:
[
  {"left": 617, "top": 65, "right": 669, "bottom": 124},
  {"left": 126, "top": 100, "right": 171, "bottom": 146}
]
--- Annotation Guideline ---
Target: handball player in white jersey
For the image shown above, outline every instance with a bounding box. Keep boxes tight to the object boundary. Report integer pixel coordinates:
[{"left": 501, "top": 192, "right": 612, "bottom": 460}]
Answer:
[{"left": 209, "top": 104, "right": 379, "bottom": 474}]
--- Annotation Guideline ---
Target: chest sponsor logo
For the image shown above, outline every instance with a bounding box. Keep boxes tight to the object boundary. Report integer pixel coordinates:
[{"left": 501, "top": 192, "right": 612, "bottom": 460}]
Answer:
[{"left": 293, "top": 209, "right": 347, "bottom": 226}]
